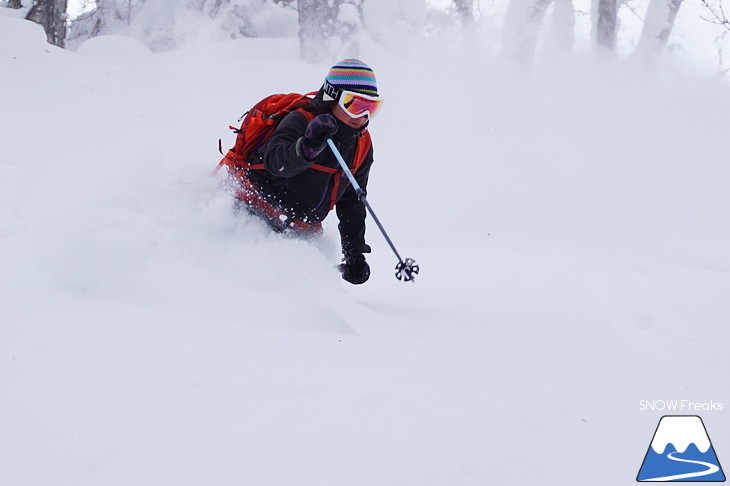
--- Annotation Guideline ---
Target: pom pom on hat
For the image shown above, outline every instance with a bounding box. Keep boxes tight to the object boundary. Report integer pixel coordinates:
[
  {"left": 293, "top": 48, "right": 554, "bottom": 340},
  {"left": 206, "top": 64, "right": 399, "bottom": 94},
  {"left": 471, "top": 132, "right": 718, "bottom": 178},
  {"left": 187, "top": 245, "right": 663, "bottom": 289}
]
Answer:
[{"left": 322, "top": 59, "right": 379, "bottom": 100}]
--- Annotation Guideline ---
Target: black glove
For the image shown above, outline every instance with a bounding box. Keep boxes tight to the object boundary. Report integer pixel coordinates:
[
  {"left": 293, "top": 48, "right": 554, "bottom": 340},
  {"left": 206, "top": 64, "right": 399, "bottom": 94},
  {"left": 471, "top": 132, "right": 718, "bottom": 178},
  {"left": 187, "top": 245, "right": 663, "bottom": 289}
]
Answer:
[
  {"left": 338, "top": 254, "right": 370, "bottom": 285},
  {"left": 301, "top": 114, "right": 338, "bottom": 161}
]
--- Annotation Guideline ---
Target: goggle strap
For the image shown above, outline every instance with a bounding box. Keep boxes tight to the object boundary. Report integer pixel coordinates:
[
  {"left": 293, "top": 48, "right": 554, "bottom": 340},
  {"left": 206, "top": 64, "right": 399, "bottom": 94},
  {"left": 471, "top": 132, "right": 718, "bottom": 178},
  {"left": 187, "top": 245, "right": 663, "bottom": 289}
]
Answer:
[{"left": 322, "top": 79, "right": 341, "bottom": 102}]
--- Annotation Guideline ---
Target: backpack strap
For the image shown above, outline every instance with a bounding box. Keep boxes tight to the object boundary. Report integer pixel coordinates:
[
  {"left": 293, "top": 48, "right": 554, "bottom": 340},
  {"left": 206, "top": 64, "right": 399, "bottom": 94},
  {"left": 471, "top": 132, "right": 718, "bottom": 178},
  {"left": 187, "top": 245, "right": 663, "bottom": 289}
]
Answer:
[
  {"left": 296, "top": 107, "right": 316, "bottom": 123},
  {"left": 351, "top": 130, "right": 372, "bottom": 176}
]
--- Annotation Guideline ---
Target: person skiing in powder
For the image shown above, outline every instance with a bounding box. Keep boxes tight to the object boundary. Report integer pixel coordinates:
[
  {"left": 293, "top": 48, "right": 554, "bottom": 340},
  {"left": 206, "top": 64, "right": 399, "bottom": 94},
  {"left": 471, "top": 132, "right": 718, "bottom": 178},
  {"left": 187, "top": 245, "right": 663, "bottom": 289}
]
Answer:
[{"left": 233, "top": 59, "right": 383, "bottom": 285}]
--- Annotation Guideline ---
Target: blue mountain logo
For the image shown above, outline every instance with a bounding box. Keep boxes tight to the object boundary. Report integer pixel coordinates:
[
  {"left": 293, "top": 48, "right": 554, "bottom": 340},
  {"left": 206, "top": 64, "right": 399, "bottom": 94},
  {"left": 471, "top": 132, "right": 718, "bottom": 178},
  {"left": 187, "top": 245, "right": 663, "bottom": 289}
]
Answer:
[{"left": 638, "top": 415, "right": 725, "bottom": 482}]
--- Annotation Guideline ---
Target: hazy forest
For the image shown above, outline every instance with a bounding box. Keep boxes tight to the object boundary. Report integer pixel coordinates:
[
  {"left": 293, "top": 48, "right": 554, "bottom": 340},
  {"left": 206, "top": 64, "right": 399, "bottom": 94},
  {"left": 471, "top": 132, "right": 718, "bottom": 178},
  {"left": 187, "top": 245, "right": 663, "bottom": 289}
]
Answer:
[{"left": 2, "top": 0, "right": 730, "bottom": 74}]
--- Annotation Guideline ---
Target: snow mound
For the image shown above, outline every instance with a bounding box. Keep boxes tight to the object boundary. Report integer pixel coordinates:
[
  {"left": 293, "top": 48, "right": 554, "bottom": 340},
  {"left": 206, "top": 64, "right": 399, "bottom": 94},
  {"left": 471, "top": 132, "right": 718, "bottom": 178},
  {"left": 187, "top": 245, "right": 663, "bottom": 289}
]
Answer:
[
  {"left": 77, "top": 34, "right": 153, "bottom": 57},
  {"left": 0, "top": 15, "right": 51, "bottom": 55}
]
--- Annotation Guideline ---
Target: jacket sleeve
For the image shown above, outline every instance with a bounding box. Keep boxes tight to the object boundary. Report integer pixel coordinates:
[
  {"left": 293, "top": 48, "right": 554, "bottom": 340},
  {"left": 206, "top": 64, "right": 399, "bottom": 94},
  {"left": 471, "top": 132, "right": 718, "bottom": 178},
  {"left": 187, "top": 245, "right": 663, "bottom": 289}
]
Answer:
[
  {"left": 262, "top": 111, "right": 312, "bottom": 177},
  {"left": 336, "top": 147, "right": 374, "bottom": 258}
]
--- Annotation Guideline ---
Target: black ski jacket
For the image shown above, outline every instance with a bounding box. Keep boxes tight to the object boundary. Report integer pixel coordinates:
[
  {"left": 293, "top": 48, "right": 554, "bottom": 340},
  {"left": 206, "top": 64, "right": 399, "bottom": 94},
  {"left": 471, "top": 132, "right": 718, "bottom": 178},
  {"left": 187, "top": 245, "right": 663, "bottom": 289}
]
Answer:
[{"left": 247, "top": 110, "right": 374, "bottom": 256}]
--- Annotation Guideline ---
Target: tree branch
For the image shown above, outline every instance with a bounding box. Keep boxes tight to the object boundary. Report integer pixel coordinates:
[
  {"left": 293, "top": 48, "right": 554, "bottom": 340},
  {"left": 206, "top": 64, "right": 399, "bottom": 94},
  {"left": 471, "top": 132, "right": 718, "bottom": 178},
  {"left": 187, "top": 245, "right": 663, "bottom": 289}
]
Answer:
[{"left": 699, "top": 0, "right": 730, "bottom": 30}]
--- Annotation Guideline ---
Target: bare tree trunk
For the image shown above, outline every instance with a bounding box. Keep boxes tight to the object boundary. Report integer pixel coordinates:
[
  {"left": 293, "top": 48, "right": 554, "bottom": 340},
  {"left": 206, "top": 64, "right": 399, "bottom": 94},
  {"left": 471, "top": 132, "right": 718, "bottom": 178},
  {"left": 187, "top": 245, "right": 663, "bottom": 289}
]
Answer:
[
  {"left": 544, "top": 0, "right": 576, "bottom": 57},
  {"left": 298, "top": 0, "right": 361, "bottom": 63},
  {"left": 26, "top": 0, "right": 69, "bottom": 47},
  {"left": 634, "top": 0, "right": 684, "bottom": 61},
  {"left": 596, "top": 0, "right": 618, "bottom": 51},
  {"left": 8, "top": 0, "right": 23, "bottom": 9},
  {"left": 502, "top": 0, "right": 554, "bottom": 64}
]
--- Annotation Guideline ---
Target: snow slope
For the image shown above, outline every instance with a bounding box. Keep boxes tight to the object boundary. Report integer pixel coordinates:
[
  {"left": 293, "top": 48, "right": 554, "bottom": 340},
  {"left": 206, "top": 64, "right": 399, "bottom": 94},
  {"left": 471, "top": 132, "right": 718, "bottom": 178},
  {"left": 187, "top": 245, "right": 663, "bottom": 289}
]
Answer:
[{"left": 2, "top": 16, "right": 730, "bottom": 485}]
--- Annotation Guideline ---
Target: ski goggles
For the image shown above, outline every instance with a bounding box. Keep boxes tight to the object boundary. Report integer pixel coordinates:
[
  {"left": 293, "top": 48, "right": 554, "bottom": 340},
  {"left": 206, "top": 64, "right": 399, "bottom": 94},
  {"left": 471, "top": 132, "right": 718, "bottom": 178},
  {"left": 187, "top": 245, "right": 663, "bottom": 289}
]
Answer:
[
  {"left": 322, "top": 79, "right": 383, "bottom": 119},
  {"left": 338, "top": 90, "right": 384, "bottom": 119}
]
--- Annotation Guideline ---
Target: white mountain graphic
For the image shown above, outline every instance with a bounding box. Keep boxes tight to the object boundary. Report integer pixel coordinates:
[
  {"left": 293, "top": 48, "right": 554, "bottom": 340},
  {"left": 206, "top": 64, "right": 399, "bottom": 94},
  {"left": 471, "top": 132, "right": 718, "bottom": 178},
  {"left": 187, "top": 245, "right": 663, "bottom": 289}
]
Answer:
[{"left": 651, "top": 416, "right": 712, "bottom": 454}]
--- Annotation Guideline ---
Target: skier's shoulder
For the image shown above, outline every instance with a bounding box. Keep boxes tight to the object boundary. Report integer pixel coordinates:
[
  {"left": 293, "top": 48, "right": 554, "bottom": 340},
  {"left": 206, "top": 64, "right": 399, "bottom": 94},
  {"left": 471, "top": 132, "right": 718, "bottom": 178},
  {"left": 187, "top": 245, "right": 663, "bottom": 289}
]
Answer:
[
  {"left": 279, "top": 108, "right": 311, "bottom": 131},
  {"left": 266, "top": 109, "right": 310, "bottom": 145}
]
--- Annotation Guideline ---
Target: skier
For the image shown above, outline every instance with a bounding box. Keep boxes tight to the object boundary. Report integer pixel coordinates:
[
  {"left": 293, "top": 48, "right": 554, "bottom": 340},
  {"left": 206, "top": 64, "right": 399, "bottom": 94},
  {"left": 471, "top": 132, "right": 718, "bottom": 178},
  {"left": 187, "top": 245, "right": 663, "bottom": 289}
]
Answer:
[{"left": 233, "top": 59, "right": 383, "bottom": 285}]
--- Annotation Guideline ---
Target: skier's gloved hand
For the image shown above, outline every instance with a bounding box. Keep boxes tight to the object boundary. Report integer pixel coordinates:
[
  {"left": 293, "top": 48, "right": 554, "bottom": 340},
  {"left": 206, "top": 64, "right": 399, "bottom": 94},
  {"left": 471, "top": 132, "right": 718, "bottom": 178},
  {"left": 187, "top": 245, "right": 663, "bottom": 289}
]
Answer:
[
  {"left": 300, "top": 114, "right": 338, "bottom": 161},
  {"left": 339, "top": 253, "right": 370, "bottom": 285}
]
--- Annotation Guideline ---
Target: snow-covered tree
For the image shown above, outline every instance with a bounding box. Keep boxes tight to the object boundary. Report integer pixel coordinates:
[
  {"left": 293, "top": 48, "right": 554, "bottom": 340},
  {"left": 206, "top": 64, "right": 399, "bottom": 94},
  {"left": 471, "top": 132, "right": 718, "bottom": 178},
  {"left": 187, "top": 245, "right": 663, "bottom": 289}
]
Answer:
[
  {"left": 298, "top": 0, "right": 362, "bottom": 62},
  {"left": 7, "top": 0, "right": 22, "bottom": 9},
  {"left": 362, "top": 0, "right": 426, "bottom": 55},
  {"left": 454, "top": 0, "right": 474, "bottom": 24},
  {"left": 67, "top": 0, "right": 296, "bottom": 51},
  {"left": 67, "top": 0, "right": 146, "bottom": 46},
  {"left": 26, "top": 0, "right": 68, "bottom": 47}
]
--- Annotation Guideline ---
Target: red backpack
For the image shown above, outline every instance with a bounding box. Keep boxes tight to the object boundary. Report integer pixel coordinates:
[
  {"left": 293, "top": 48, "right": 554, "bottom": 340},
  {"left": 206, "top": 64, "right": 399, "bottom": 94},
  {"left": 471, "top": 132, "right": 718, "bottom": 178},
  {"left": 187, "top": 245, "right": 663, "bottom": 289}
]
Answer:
[{"left": 216, "top": 93, "right": 372, "bottom": 212}]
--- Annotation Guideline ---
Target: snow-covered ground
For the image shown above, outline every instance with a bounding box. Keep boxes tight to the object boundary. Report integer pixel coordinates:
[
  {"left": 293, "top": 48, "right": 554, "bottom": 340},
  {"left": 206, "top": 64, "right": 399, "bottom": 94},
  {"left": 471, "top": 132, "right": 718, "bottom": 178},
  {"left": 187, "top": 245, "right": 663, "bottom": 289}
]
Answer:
[{"left": 2, "top": 15, "right": 730, "bottom": 486}]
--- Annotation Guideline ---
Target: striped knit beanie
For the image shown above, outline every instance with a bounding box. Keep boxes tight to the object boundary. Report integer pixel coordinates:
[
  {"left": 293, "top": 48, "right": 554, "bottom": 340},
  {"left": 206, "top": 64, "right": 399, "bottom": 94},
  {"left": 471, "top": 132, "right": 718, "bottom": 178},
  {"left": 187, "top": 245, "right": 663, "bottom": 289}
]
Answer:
[{"left": 322, "top": 59, "right": 379, "bottom": 100}]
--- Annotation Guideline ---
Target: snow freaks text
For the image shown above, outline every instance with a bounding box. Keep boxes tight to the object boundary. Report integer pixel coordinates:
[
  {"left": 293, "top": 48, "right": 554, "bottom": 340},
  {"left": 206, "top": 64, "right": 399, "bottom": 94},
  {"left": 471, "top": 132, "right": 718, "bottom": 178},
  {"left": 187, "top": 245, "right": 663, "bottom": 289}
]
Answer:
[{"left": 639, "top": 400, "right": 724, "bottom": 412}]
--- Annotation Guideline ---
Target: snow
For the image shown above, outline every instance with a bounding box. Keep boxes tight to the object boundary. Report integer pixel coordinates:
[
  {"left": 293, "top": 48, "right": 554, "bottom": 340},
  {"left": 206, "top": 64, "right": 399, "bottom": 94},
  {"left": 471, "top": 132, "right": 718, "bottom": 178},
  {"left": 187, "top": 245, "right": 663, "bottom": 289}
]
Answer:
[
  {"left": 651, "top": 416, "right": 712, "bottom": 453},
  {"left": 77, "top": 35, "right": 152, "bottom": 57},
  {"left": 2, "top": 13, "right": 730, "bottom": 486}
]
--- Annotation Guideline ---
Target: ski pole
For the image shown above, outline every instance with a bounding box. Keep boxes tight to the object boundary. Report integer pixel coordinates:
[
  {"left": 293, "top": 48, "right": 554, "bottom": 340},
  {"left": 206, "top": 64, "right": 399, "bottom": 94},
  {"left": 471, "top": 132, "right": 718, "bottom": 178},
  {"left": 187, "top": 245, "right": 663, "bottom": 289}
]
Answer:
[{"left": 326, "top": 138, "right": 419, "bottom": 282}]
